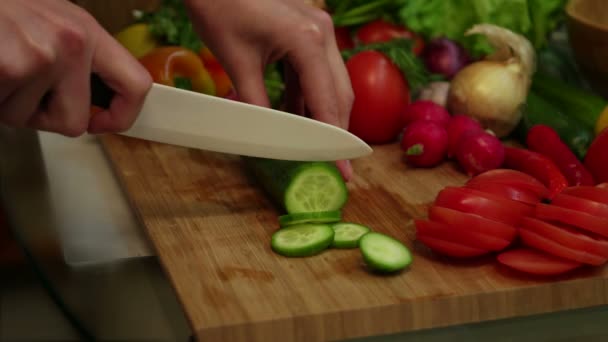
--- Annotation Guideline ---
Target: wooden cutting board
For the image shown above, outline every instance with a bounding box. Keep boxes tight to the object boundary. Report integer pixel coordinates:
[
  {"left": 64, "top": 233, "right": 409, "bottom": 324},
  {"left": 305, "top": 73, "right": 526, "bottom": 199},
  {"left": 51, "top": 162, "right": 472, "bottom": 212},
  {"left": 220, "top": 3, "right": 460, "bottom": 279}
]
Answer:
[{"left": 100, "top": 134, "right": 608, "bottom": 342}]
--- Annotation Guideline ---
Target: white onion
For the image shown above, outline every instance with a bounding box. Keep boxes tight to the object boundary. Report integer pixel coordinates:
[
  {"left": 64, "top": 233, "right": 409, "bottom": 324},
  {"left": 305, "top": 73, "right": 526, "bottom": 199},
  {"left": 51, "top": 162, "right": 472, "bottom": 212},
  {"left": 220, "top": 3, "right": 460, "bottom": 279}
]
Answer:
[{"left": 447, "top": 24, "right": 535, "bottom": 138}]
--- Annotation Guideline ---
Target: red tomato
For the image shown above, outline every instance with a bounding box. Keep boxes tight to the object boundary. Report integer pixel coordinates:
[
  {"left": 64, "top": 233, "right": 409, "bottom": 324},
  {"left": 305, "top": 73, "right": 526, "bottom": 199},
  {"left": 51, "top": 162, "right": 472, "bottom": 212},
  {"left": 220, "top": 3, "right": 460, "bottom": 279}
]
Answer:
[
  {"left": 561, "top": 186, "right": 608, "bottom": 206},
  {"left": 466, "top": 169, "right": 549, "bottom": 200},
  {"left": 415, "top": 218, "right": 510, "bottom": 251},
  {"left": 465, "top": 181, "right": 541, "bottom": 205},
  {"left": 434, "top": 187, "right": 529, "bottom": 227},
  {"left": 453, "top": 187, "right": 535, "bottom": 219},
  {"left": 356, "top": 19, "right": 425, "bottom": 55},
  {"left": 428, "top": 206, "right": 517, "bottom": 242},
  {"left": 519, "top": 227, "right": 606, "bottom": 265},
  {"left": 346, "top": 50, "right": 411, "bottom": 144},
  {"left": 535, "top": 204, "right": 608, "bottom": 238},
  {"left": 334, "top": 27, "right": 354, "bottom": 50},
  {"left": 416, "top": 233, "right": 488, "bottom": 258},
  {"left": 551, "top": 193, "right": 608, "bottom": 218},
  {"left": 521, "top": 217, "right": 608, "bottom": 259},
  {"left": 584, "top": 126, "right": 608, "bottom": 183},
  {"left": 497, "top": 248, "right": 582, "bottom": 276}
]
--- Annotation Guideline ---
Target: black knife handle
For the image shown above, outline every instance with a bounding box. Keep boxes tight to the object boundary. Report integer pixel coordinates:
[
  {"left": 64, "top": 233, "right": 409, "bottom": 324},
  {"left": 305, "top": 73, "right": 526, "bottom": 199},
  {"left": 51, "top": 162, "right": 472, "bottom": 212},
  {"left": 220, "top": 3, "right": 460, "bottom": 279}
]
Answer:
[{"left": 90, "top": 74, "right": 114, "bottom": 109}]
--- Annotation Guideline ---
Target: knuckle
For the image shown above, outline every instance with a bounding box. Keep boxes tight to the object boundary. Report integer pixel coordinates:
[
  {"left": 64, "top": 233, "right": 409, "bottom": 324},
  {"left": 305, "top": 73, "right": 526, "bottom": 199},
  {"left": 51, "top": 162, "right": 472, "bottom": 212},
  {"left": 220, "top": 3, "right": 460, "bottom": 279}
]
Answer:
[
  {"left": 56, "top": 24, "right": 88, "bottom": 57},
  {"left": 296, "top": 19, "right": 326, "bottom": 46},
  {"left": 0, "top": 60, "right": 27, "bottom": 82},
  {"left": 313, "top": 10, "right": 334, "bottom": 33},
  {"left": 113, "top": 115, "right": 136, "bottom": 132}
]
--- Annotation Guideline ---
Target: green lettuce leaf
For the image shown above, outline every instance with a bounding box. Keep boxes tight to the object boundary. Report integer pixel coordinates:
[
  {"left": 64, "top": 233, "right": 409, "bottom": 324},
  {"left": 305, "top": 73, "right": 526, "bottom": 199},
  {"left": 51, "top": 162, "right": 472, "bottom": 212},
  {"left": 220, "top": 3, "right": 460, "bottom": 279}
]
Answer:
[{"left": 398, "top": 0, "right": 567, "bottom": 56}]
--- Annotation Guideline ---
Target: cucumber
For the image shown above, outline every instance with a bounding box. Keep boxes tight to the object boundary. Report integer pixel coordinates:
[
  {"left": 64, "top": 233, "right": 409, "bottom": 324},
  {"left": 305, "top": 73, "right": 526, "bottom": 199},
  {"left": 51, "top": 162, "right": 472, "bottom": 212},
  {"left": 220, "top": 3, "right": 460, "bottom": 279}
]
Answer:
[
  {"left": 359, "top": 232, "right": 412, "bottom": 273},
  {"left": 271, "top": 223, "right": 334, "bottom": 257},
  {"left": 244, "top": 157, "right": 348, "bottom": 214},
  {"left": 331, "top": 222, "right": 371, "bottom": 249},
  {"left": 516, "top": 91, "right": 594, "bottom": 159},
  {"left": 532, "top": 72, "right": 608, "bottom": 131},
  {"left": 278, "top": 210, "right": 341, "bottom": 227}
]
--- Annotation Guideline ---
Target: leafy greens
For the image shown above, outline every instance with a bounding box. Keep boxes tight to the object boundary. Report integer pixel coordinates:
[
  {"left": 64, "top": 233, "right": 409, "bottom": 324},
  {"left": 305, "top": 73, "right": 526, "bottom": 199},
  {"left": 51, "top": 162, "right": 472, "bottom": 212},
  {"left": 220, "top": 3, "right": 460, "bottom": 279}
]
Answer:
[{"left": 398, "top": 0, "right": 568, "bottom": 56}]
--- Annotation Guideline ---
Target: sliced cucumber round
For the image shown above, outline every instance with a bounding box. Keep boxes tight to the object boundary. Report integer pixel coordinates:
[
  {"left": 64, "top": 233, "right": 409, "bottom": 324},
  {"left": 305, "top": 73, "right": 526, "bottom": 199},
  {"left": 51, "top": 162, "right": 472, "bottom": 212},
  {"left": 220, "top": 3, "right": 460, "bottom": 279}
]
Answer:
[
  {"left": 283, "top": 162, "right": 348, "bottom": 213},
  {"left": 271, "top": 223, "right": 334, "bottom": 257},
  {"left": 359, "top": 232, "right": 412, "bottom": 272},
  {"left": 331, "top": 222, "right": 371, "bottom": 249},
  {"left": 278, "top": 210, "right": 342, "bottom": 227}
]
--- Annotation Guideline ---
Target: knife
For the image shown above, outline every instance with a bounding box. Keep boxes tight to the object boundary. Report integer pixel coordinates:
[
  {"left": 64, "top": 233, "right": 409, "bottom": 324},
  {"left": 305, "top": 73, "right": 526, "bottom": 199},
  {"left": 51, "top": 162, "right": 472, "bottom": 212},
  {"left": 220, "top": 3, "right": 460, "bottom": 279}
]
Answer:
[{"left": 90, "top": 75, "right": 372, "bottom": 161}]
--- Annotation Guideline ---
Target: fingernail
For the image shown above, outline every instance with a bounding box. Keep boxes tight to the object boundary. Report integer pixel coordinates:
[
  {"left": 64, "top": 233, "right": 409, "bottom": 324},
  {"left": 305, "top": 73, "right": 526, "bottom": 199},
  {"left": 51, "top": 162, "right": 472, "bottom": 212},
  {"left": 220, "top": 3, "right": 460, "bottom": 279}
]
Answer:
[{"left": 337, "top": 160, "right": 353, "bottom": 182}]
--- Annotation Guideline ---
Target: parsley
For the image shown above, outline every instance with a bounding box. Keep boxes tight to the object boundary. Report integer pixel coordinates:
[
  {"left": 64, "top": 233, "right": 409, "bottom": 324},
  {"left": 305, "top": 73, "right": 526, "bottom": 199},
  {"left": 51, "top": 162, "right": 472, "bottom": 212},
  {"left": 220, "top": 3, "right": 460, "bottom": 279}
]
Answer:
[
  {"left": 136, "top": 0, "right": 202, "bottom": 52},
  {"left": 340, "top": 38, "right": 440, "bottom": 93}
]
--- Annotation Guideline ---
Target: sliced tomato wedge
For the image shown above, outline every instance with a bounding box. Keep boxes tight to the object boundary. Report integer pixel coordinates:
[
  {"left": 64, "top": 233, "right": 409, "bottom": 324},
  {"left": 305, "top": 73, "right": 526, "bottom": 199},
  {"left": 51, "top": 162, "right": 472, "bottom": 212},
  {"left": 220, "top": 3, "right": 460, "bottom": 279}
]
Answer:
[
  {"left": 434, "top": 187, "right": 532, "bottom": 226},
  {"left": 465, "top": 181, "right": 541, "bottom": 205},
  {"left": 535, "top": 204, "right": 608, "bottom": 238},
  {"left": 415, "top": 219, "right": 510, "bottom": 251},
  {"left": 519, "top": 227, "right": 607, "bottom": 265},
  {"left": 466, "top": 169, "right": 549, "bottom": 199},
  {"left": 428, "top": 206, "right": 517, "bottom": 241},
  {"left": 416, "top": 234, "right": 488, "bottom": 258},
  {"left": 497, "top": 248, "right": 582, "bottom": 276},
  {"left": 561, "top": 186, "right": 608, "bottom": 206},
  {"left": 521, "top": 217, "right": 608, "bottom": 259},
  {"left": 551, "top": 193, "right": 608, "bottom": 218}
]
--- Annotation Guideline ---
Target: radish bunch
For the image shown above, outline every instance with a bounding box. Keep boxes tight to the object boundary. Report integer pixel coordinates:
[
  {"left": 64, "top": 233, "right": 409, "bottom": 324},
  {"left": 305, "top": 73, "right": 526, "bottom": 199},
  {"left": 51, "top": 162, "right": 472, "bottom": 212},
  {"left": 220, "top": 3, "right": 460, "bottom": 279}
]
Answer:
[{"left": 400, "top": 100, "right": 505, "bottom": 175}]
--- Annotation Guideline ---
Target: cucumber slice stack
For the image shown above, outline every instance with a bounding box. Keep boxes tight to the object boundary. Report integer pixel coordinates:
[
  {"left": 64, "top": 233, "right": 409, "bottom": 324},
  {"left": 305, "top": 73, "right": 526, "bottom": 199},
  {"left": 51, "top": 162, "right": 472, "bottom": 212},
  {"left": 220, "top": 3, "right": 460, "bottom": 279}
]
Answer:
[
  {"left": 247, "top": 157, "right": 412, "bottom": 273},
  {"left": 278, "top": 210, "right": 342, "bottom": 227}
]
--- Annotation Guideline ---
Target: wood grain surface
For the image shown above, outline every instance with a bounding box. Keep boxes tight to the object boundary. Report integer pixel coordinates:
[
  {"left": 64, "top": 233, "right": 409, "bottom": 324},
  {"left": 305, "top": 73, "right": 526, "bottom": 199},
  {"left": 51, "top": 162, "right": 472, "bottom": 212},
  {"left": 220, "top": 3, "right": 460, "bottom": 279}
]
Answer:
[{"left": 100, "top": 134, "right": 608, "bottom": 342}]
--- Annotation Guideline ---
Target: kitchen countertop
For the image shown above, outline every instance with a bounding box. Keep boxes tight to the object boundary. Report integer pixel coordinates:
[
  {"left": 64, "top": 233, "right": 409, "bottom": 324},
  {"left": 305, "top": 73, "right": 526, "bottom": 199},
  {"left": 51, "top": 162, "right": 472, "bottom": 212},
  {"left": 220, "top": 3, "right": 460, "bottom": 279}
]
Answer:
[{"left": 3, "top": 127, "right": 608, "bottom": 341}]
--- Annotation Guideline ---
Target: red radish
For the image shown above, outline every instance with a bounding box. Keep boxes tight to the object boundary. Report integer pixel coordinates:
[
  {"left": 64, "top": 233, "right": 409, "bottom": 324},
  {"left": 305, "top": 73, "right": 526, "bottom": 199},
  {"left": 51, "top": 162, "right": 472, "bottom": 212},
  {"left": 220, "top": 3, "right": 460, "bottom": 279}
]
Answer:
[
  {"left": 402, "top": 100, "right": 451, "bottom": 127},
  {"left": 401, "top": 121, "right": 448, "bottom": 167},
  {"left": 455, "top": 131, "right": 505, "bottom": 176},
  {"left": 446, "top": 114, "right": 484, "bottom": 158}
]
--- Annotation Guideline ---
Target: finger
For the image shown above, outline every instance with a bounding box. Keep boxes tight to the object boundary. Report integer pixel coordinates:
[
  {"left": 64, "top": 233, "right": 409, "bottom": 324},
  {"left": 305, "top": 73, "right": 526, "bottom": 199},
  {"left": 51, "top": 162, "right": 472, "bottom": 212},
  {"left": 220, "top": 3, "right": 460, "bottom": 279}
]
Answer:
[
  {"left": 87, "top": 31, "right": 152, "bottom": 134},
  {"left": 30, "top": 37, "right": 92, "bottom": 136},
  {"left": 324, "top": 28, "right": 354, "bottom": 130},
  {"left": 0, "top": 71, "right": 53, "bottom": 128},
  {"left": 285, "top": 28, "right": 341, "bottom": 129},
  {"left": 222, "top": 52, "right": 270, "bottom": 108},
  {"left": 324, "top": 21, "right": 355, "bottom": 181},
  {"left": 282, "top": 63, "right": 305, "bottom": 115}
]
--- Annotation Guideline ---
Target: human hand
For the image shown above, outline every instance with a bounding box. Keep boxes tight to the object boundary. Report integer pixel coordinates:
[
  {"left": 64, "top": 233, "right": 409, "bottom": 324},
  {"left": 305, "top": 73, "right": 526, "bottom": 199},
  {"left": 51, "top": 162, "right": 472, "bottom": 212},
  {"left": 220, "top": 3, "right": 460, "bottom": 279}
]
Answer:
[
  {"left": 184, "top": 0, "right": 355, "bottom": 180},
  {"left": 0, "top": 0, "right": 152, "bottom": 137}
]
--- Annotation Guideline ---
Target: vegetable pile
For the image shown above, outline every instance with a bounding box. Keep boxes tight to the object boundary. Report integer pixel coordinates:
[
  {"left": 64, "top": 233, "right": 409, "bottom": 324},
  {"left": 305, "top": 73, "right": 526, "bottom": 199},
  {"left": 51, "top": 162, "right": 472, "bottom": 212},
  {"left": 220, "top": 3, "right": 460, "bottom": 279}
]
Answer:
[{"left": 114, "top": 0, "right": 608, "bottom": 279}]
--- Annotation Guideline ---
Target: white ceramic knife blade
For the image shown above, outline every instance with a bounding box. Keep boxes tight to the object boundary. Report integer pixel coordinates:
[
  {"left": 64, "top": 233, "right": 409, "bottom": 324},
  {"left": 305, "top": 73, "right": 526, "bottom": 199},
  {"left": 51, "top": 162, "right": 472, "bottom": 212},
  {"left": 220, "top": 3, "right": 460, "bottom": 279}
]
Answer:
[{"left": 93, "top": 79, "right": 372, "bottom": 161}]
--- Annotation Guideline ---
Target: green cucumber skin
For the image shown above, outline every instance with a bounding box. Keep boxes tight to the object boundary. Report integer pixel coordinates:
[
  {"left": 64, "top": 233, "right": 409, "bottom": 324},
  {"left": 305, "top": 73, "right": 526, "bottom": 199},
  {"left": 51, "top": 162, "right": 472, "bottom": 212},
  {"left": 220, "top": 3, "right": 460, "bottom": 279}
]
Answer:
[
  {"left": 517, "top": 91, "right": 594, "bottom": 159},
  {"left": 244, "top": 157, "right": 348, "bottom": 213},
  {"left": 532, "top": 72, "right": 607, "bottom": 130},
  {"left": 279, "top": 211, "right": 342, "bottom": 227}
]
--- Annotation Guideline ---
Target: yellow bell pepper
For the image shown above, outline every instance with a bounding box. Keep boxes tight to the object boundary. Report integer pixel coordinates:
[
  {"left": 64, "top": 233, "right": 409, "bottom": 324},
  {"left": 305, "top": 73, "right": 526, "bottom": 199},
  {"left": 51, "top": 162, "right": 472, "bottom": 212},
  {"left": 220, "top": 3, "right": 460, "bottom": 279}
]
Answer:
[
  {"left": 595, "top": 106, "right": 608, "bottom": 135},
  {"left": 114, "top": 23, "right": 158, "bottom": 58},
  {"left": 139, "top": 46, "right": 216, "bottom": 96}
]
